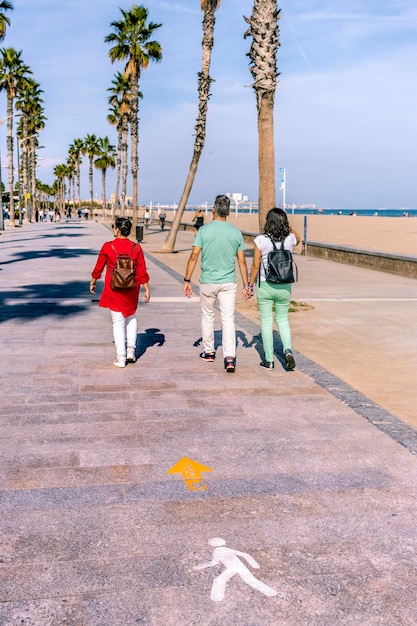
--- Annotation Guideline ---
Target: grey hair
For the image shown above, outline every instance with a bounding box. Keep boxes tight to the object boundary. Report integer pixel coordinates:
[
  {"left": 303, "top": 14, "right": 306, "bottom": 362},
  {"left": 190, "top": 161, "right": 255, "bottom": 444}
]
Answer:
[{"left": 213, "top": 194, "right": 230, "bottom": 217}]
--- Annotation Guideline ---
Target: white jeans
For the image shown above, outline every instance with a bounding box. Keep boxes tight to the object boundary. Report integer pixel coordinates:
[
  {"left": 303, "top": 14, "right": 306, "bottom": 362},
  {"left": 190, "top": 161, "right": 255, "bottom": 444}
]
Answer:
[
  {"left": 110, "top": 311, "right": 137, "bottom": 357},
  {"left": 200, "top": 282, "right": 237, "bottom": 358}
]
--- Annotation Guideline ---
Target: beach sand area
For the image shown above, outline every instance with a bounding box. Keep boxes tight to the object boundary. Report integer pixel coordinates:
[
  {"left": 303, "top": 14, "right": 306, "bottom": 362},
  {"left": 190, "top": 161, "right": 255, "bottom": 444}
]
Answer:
[{"left": 161, "top": 211, "right": 417, "bottom": 257}]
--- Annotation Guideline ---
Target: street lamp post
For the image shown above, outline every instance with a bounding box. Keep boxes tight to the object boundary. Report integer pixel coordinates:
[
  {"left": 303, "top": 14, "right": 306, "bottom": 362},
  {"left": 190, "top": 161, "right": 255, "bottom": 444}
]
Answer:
[{"left": 279, "top": 167, "right": 286, "bottom": 212}]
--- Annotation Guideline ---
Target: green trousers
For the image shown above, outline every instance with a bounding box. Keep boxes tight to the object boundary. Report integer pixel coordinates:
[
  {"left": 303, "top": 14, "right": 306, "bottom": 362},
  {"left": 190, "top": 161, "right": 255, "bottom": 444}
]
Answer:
[{"left": 256, "top": 280, "right": 292, "bottom": 361}]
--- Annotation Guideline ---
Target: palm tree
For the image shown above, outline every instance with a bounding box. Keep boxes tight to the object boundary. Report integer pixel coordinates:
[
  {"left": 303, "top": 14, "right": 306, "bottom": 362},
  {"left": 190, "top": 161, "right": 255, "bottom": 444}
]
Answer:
[
  {"left": 0, "top": 1, "right": 13, "bottom": 41},
  {"left": 28, "top": 108, "right": 46, "bottom": 220},
  {"left": 105, "top": 4, "right": 162, "bottom": 230},
  {"left": 82, "top": 133, "right": 100, "bottom": 216},
  {"left": 66, "top": 156, "right": 77, "bottom": 211},
  {"left": 94, "top": 136, "right": 116, "bottom": 218},
  {"left": 53, "top": 163, "right": 67, "bottom": 213},
  {"left": 68, "top": 138, "right": 83, "bottom": 211},
  {"left": 161, "top": 0, "right": 220, "bottom": 253},
  {"left": 0, "top": 47, "right": 32, "bottom": 226},
  {"left": 36, "top": 180, "right": 52, "bottom": 214},
  {"left": 244, "top": 0, "right": 281, "bottom": 228},
  {"left": 16, "top": 77, "right": 45, "bottom": 222},
  {"left": 107, "top": 71, "right": 132, "bottom": 219}
]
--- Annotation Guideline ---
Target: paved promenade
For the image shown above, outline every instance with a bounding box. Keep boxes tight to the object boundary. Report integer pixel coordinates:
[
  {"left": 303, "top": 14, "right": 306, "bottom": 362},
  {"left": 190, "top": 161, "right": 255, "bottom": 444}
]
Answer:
[{"left": 0, "top": 219, "right": 416, "bottom": 626}]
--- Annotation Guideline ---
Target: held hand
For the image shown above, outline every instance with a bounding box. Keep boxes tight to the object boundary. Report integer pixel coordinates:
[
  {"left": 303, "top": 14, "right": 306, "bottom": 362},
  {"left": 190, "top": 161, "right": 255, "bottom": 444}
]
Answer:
[{"left": 242, "top": 287, "right": 251, "bottom": 301}]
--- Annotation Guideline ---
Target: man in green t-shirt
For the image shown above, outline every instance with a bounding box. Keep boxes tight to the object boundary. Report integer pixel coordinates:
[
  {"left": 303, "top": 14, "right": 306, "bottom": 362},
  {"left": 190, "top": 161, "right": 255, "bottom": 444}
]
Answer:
[{"left": 183, "top": 195, "right": 250, "bottom": 373}]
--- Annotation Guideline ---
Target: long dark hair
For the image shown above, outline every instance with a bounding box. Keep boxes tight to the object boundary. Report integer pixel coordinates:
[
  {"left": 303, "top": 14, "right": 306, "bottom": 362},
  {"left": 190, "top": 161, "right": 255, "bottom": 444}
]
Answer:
[{"left": 263, "top": 208, "right": 291, "bottom": 241}]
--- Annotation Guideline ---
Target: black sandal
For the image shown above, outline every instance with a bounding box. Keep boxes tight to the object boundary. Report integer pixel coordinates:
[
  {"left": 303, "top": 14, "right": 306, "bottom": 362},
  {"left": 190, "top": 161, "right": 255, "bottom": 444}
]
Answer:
[{"left": 224, "top": 357, "right": 236, "bottom": 373}]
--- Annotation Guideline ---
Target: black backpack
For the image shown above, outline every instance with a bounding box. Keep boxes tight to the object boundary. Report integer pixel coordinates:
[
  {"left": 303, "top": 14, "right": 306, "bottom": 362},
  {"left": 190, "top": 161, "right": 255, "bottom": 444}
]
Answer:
[{"left": 262, "top": 240, "right": 298, "bottom": 284}]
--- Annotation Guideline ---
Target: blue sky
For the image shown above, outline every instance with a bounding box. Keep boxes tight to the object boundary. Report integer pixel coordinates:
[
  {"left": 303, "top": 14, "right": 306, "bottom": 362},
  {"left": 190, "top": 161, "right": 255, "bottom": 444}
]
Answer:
[{"left": 1, "top": 0, "right": 416, "bottom": 209}]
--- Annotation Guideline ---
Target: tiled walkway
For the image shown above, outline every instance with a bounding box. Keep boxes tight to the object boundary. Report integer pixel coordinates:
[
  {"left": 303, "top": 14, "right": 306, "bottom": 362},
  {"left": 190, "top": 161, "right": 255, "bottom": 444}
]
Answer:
[{"left": 0, "top": 220, "right": 416, "bottom": 625}]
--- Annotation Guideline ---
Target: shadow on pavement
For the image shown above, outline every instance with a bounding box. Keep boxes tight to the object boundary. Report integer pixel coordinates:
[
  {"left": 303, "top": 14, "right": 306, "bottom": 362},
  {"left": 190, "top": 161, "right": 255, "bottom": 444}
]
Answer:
[
  {"left": 0, "top": 280, "right": 92, "bottom": 323},
  {"left": 0, "top": 247, "right": 97, "bottom": 268},
  {"left": 136, "top": 328, "right": 166, "bottom": 360}
]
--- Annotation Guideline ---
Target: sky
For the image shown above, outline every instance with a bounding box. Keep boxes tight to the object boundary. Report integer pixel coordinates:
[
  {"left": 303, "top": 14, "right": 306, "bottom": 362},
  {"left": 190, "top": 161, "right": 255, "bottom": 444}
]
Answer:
[{"left": 1, "top": 0, "right": 416, "bottom": 210}]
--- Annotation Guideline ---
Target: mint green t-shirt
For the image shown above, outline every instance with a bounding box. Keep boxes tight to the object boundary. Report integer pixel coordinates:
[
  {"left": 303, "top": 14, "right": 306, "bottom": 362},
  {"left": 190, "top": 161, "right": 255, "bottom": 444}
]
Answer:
[{"left": 193, "top": 220, "right": 246, "bottom": 284}]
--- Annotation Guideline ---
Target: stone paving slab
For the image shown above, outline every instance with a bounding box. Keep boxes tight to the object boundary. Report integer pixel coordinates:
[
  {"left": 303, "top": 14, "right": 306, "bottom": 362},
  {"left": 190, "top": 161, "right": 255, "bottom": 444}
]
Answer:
[{"left": 0, "top": 220, "right": 416, "bottom": 625}]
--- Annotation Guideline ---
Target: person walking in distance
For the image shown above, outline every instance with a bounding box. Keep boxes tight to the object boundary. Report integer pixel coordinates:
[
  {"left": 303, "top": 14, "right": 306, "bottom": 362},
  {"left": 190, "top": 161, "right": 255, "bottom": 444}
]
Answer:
[
  {"left": 159, "top": 209, "right": 166, "bottom": 230},
  {"left": 192, "top": 208, "right": 205, "bottom": 232},
  {"left": 90, "top": 217, "right": 150, "bottom": 368},
  {"left": 183, "top": 194, "right": 250, "bottom": 373},
  {"left": 248, "top": 208, "right": 300, "bottom": 370}
]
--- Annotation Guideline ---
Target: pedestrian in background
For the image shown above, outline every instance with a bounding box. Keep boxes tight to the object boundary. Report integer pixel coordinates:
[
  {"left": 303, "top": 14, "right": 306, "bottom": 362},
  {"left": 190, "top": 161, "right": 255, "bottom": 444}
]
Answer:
[
  {"left": 192, "top": 208, "right": 205, "bottom": 232},
  {"left": 159, "top": 209, "right": 166, "bottom": 230},
  {"left": 184, "top": 194, "right": 250, "bottom": 373},
  {"left": 248, "top": 208, "right": 300, "bottom": 370},
  {"left": 90, "top": 217, "right": 150, "bottom": 368}
]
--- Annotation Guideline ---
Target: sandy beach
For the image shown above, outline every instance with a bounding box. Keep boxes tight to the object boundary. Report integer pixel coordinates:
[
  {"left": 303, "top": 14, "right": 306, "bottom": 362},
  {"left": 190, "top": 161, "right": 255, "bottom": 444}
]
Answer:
[{"left": 160, "top": 211, "right": 417, "bottom": 257}]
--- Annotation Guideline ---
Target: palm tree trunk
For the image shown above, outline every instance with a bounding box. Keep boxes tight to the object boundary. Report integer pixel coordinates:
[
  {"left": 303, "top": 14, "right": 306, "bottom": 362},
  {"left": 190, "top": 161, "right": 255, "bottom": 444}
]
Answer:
[
  {"left": 161, "top": 3, "right": 216, "bottom": 252},
  {"left": 121, "top": 115, "right": 128, "bottom": 217},
  {"left": 258, "top": 92, "right": 276, "bottom": 227},
  {"left": 244, "top": 0, "right": 280, "bottom": 230},
  {"left": 6, "top": 98, "right": 15, "bottom": 226},
  {"left": 22, "top": 141, "right": 29, "bottom": 224},
  {"left": 89, "top": 155, "right": 94, "bottom": 217},
  {"left": 71, "top": 175, "right": 75, "bottom": 212},
  {"left": 112, "top": 125, "right": 122, "bottom": 221},
  {"left": 101, "top": 168, "right": 106, "bottom": 216},
  {"left": 30, "top": 136, "right": 36, "bottom": 222},
  {"left": 130, "top": 69, "right": 140, "bottom": 230},
  {"left": 161, "top": 157, "right": 200, "bottom": 252},
  {"left": 77, "top": 163, "right": 81, "bottom": 211}
]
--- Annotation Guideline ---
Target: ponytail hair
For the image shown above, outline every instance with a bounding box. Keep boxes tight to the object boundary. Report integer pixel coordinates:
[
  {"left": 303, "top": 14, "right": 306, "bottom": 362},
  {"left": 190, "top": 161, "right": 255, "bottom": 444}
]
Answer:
[{"left": 114, "top": 217, "right": 132, "bottom": 237}]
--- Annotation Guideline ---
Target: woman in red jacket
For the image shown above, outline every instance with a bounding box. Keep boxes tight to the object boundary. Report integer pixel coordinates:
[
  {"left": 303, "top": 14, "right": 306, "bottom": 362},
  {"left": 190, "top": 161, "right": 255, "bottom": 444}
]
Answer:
[{"left": 90, "top": 217, "right": 150, "bottom": 368}]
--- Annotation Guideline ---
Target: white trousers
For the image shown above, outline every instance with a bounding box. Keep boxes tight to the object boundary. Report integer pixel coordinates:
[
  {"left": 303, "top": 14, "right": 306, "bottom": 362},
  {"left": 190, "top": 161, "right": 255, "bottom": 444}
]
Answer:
[
  {"left": 110, "top": 311, "right": 137, "bottom": 357},
  {"left": 200, "top": 282, "right": 237, "bottom": 358}
]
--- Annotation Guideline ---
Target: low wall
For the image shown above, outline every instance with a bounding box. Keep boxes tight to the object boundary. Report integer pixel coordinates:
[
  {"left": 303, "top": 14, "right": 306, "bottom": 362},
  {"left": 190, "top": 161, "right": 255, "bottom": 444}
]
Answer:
[{"left": 304, "top": 242, "right": 417, "bottom": 279}]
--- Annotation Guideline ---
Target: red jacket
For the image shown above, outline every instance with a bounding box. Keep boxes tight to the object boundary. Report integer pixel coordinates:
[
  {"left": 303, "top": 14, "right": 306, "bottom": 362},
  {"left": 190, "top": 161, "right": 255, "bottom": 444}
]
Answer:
[{"left": 92, "top": 238, "right": 149, "bottom": 317}]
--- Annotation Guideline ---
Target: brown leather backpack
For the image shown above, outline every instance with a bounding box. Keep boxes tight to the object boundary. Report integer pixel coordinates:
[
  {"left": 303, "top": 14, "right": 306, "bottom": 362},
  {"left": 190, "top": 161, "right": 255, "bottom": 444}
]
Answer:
[{"left": 110, "top": 242, "right": 137, "bottom": 290}]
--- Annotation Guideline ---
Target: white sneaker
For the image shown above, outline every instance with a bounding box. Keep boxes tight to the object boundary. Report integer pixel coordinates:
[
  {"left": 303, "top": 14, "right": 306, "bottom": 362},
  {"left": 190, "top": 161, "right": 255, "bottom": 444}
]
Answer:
[
  {"left": 113, "top": 355, "right": 126, "bottom": 368},
  {"left": 126, "top": 347, "right": 136, "bottom": 363}
]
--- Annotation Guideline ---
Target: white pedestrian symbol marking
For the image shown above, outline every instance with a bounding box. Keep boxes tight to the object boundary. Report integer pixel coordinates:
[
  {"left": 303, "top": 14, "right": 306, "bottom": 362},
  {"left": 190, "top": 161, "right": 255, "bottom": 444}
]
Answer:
[{"left": 194, "top": 537, "right": 277, "bottom": 602}]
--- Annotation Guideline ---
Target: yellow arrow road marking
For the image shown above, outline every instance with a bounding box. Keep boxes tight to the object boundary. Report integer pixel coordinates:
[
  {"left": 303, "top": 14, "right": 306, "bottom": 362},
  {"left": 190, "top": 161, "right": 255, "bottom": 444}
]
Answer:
[{"left": 167, "top": 457, "right": 213, "bottom": 491}]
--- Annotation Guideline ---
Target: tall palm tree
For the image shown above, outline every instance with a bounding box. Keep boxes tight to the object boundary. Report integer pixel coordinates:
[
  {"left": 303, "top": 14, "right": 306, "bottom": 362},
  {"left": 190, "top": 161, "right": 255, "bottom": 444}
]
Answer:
[
  {"left": 53, "top": 163, "right": 67, "bottom": 213},
  {"left": 162, "top": 0, "right": 220, "bottom": 253},
  {"left": 0, "top": 1, "right": 13, "bottom": 41},
  {"left": 107, "top": 71, "right": 132, "bottom": 219},
  {"left": 244, "top": 0, "right": 280, "bottom": 228},
  {"left": 68, "top": 138, "right": 83, "bottom": 211},
  {"left": 94, "top": 136, "right": 116, "bottom": 218},
  {"left": 105, "top": 4, "right": 162, "bottom": 230},
  {"left": 36, "top": 180, "right": 52, "bottom": 214},
  {"left": 107, "top": 103, "right": 121, "bottom": 217},
  {"left": 66, "top": 156, "right": 77, "bottom": 210},
  {"left": 28, "top": 108, "right": 46, "bottom": 220},
  {"left": 16, "top": 77, "right": 44, "bottom": 222},
  {"left": 0, "top": 47, "right": 32, "bottom": 226},
  {"left": 82, "top": 133, "right": 100, "bottom": 216}
]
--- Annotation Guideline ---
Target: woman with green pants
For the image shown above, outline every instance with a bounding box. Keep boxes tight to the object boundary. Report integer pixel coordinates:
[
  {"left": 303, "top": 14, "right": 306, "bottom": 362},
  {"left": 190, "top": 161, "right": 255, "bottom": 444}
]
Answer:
[{"left": 249, "top": 208, "right": 300, "bottom": 370}]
